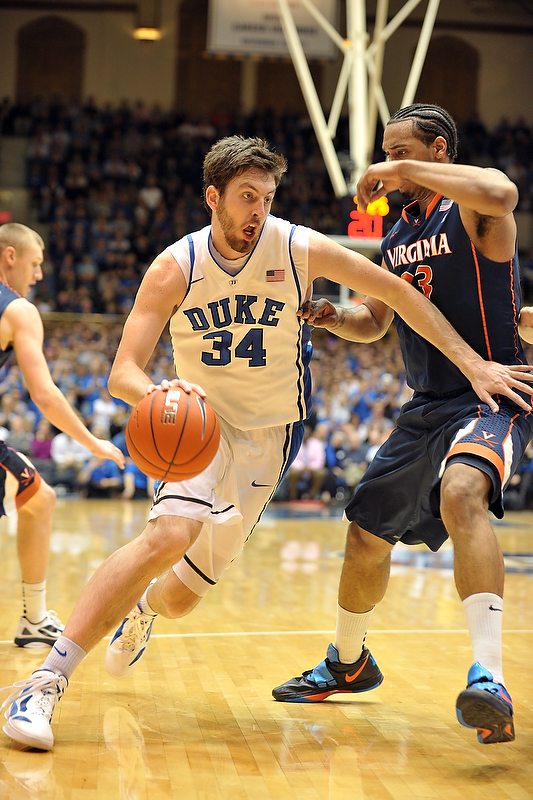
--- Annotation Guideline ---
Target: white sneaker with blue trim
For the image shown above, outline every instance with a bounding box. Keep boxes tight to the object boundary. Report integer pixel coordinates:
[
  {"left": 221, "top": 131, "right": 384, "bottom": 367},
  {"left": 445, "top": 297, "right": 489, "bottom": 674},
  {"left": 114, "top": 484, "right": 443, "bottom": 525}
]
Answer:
[
  {"left": 105, "top": 603, "right": 155, "bottom": 679},
  {"left": 1, "top": 669, "right": 67, "bottom": 750}
]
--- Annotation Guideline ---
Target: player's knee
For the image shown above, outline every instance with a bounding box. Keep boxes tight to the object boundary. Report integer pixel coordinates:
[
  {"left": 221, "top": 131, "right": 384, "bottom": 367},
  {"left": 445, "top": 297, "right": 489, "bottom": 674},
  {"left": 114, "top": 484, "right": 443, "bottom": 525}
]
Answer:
[
  {"left": 345, "top": 521, "right": 390, "bottom": 560},
  {"left": 39, "top": 480, "right": 57, "bottom": 509},
  {"left": 20, "top": 479, "right": 56, "bottom": 517},
  {"left": 140, "top": 516, "right": 200, "bottom": 569},
  {"left": 440, "top": 465, "right": 490, "bottom": 521}
]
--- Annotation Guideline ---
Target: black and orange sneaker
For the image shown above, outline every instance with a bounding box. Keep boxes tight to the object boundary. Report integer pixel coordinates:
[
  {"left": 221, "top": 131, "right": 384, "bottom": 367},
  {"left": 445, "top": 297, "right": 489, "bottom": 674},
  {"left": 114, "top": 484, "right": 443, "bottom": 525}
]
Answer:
[
  {"left": 272, "top": 644, "right": 383, "bottom": 702},
  {"left": 456, "top": 663, "right": 515, "bottom": 744}
]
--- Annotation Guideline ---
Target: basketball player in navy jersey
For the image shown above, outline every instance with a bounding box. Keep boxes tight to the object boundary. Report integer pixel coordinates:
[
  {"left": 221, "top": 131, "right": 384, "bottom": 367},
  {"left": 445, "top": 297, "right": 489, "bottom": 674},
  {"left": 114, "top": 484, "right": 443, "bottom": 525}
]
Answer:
[
  {"left": 0, "top": 223, "right": 124, "bottom": 647},
  {"left": 273, "top": 105, "right": 533, "bottom": 745},
  {"left": 3, "top": 136, "right": 532, "bottom": 751}
]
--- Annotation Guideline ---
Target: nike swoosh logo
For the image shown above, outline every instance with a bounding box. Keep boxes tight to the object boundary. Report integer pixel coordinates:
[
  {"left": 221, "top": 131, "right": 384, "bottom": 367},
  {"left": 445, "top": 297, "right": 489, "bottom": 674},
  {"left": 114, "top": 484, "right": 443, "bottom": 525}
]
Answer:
[
  {"left": 251, "top": 480, "right": 272, "bottom": 488},
  {"left": 53, "top": 646, "right": 67, "bottom": 657},
  {"left": 345, "top": 654, "right": 368, "bottom": 682},
  {"left": 190, "top": 277, "right": 205, "bottom": 285},
  {"left": 489, "top": 605, "right": 503, "bottom": 612}
]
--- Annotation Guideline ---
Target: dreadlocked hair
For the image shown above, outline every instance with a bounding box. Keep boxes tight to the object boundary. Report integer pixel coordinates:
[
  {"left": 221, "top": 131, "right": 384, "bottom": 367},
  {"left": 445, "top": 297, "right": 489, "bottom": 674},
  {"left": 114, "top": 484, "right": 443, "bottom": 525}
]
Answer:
[{"left": 388, "top": 104, "right": 458, "bottom": 162}]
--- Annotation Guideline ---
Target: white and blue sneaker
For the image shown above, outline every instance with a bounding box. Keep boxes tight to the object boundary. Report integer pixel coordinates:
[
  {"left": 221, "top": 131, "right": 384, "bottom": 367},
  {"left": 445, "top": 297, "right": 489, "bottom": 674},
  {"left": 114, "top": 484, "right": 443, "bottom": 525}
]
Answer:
[
  {"left": 1, "top": 669, "right": 68, "bottom": 750},
  {"left": 456, "top": 662, "right": 515, "bottom": 744},
  {"left": 14, "top": 610, "right": 65, "bottom": 648},
  {"left": 106, "top": 603, "right": 155, "bottom": 679}
]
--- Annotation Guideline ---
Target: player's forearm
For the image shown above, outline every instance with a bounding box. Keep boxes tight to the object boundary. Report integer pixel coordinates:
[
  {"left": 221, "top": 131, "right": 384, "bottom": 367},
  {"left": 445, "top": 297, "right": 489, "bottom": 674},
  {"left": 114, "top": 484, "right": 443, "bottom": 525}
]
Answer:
[
  {"left": 326, "top": 305, "right": 388, "bottom": 343},
  {"left": 30, "top": 384, "right": 98, "bottom": 450},
  {"left": 398, "top": 161, "right": 517, "bottom": 217},
  {"left": 108, "top": 360, "right": 152, "bottom": 407},
  {"left": 388, "top": 280, "right": 483, "bottom": 380}
]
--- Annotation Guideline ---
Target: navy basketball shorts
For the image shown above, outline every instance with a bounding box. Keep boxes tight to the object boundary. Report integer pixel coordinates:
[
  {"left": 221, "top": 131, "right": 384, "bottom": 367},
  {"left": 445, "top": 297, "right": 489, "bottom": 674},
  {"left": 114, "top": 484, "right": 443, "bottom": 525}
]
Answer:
[
  {"left": 0, "top": 442, "right": 42, "bottom": 517},
  {"left": 346, "top": 390, "right": 533, "bottom": 552}
]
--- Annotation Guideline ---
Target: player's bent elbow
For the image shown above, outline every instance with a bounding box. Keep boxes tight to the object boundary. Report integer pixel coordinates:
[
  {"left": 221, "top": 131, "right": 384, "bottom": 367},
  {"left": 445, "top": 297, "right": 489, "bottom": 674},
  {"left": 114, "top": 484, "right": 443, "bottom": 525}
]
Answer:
[
  {"left": 107, "top": 367, "right": 125, "bottom": 400},
  {"left": 29, "top": 386, "right": 62, "bottom": 416},
  {"left": 486, "top": 182, "right": 519, "bottom": 217},
  {"left": 359, "top": 322, "right": 389, "bottom": 342}
]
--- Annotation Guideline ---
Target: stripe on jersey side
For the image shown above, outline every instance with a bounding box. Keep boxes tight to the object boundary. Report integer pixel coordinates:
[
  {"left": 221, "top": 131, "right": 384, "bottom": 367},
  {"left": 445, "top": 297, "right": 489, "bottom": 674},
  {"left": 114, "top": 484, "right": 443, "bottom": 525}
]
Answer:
[
  {"left": 185, "top": 233, "right": 196, "bottom": 297},
  {"left": 243, "top": 422, "right": 303, "bottom": 547},
  {"left": 288, "top": 224, "right": 311, "bottom": 421},
  {"left": 470, "top": 241, "right": 492, "bottom": 361}
]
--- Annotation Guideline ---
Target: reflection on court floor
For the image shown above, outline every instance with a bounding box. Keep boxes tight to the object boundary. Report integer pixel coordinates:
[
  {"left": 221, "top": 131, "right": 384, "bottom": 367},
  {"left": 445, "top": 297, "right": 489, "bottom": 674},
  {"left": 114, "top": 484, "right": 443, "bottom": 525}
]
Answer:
[{"left": 0, "top": 499, "right": 531, "bottom": 799}]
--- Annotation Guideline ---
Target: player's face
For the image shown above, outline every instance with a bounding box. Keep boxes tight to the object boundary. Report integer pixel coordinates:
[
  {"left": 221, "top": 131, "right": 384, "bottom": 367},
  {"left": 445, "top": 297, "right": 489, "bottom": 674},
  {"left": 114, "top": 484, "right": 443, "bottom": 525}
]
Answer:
[
  {"left": 7, "top": 242, "right": 43, "bottom": 296},
  {"left": 382, "top": 120, "right": 435, "bottom": 204},
  {"left": 209, "top": 169, "right": 277, "bottom": 257}
]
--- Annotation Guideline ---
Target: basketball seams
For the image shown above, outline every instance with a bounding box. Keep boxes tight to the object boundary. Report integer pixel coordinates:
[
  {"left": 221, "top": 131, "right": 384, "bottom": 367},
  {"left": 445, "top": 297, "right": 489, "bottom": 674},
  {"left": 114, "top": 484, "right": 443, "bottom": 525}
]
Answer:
[{"left": 126, "top": 388, "right": 220, "bottom": 480}]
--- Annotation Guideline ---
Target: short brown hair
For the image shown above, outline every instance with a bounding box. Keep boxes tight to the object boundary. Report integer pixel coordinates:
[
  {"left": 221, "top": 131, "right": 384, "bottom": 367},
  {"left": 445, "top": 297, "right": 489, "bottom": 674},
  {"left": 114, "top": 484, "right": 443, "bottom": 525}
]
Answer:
[{"left": 202, "top": 135, "right": 287, "bottom": 209}]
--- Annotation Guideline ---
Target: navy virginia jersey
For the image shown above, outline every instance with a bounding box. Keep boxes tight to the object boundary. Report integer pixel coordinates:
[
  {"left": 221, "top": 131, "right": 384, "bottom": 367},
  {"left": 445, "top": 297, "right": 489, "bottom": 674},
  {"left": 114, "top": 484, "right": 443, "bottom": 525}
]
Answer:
[
  {"left": 0, "top": 280, "right": 20, "bottom": 371},
  {"left": 382, "top": 194, "right": 526, "bottom": 396}
]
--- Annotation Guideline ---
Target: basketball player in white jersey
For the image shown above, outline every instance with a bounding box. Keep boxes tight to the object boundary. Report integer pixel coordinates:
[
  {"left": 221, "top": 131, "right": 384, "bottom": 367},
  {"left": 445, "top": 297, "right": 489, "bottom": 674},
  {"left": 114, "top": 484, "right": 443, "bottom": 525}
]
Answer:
[{"left": 3, "top": 136, "right": 532, "bottom": 751}]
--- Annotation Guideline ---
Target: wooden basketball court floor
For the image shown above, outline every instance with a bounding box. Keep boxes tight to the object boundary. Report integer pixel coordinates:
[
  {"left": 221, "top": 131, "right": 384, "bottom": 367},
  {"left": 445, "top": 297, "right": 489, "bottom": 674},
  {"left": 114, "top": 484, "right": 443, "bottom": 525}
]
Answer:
[{"left": 0, "top": 497, "right": 532, "bottom": 800}]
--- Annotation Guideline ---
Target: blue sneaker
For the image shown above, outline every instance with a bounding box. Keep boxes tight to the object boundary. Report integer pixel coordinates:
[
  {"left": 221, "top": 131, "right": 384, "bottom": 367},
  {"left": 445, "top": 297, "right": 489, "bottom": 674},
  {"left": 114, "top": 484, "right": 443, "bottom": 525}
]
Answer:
[
  {"left": 105, "top": 603, "right": 156, "bottom": 678},
  {"left": 272, "top": 644, "right": 383, "bottom": 702},
  {"left": 456, "top": 663, "right": 515, "bottom": 744}
]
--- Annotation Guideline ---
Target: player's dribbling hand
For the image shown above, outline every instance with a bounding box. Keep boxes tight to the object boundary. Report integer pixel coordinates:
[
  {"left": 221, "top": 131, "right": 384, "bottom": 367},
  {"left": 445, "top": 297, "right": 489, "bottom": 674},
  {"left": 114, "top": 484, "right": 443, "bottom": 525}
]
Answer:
[{"left": 145, "top": 378, "right": 207, "bottom": 397}]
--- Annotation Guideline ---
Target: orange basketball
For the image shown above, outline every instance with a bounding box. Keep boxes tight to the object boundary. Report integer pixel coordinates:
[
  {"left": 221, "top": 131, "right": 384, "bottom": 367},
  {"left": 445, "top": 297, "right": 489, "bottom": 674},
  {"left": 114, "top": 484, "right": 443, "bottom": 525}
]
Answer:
[{"left": 126, "top": 388, "right": 220, "bottom": 481}]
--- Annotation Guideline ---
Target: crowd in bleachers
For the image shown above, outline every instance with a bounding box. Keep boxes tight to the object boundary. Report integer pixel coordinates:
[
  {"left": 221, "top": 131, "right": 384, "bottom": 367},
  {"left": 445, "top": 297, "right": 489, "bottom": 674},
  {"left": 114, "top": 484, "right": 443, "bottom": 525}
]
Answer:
[
  {"left": 1, "top": 99, "right": 533, "bottom": 312},
  {"left": 1, "top": 99, "right": 533, "bottom": 506}
]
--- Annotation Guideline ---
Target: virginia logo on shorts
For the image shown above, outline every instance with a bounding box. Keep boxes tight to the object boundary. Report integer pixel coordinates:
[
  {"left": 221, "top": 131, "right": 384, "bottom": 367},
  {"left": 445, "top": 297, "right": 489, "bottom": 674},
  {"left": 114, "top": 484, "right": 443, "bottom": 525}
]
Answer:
[{"left": 19, "top": 467, "right": 34, "bottom": 488}]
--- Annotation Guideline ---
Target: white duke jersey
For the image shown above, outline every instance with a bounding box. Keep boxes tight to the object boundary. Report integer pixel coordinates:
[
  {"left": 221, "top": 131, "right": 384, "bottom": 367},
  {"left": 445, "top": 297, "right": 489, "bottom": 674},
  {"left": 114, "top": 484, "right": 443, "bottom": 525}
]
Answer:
[{"left": 167, "top": 215, "right": 313, "bottom": 431}]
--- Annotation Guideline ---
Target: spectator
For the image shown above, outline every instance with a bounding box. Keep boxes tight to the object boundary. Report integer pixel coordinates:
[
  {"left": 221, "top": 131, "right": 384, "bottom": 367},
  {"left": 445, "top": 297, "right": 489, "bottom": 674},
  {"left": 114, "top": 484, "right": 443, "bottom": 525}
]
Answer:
[
  {"left": 90, "top": 387, "right": 118, "bottom": 437},
  {"left": 50, "top": 432, "right": 92, "bottom": 493},
  {"left": 30, "top": 418, "right": 56, "bottom": 484},
  {"left": 122, "top": 461, "right": 155, "bottom": 500},
  {"left": 287, "top": 423, "right": 327, "bottom": 501},
  {"left": 78, "top": 456, "right": 123, "bottom": 498},
  {"left": 7, "top": 414, "right": 33, "bottom": 457},
  {"left": 138, "top": 174, "right": 163, "bottom": 211}
]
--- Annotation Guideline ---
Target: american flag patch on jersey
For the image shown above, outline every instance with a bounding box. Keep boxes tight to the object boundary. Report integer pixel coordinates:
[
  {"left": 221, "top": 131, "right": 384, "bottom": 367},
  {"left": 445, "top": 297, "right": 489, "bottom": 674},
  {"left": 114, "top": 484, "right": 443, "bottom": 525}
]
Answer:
[
  {"left": 266, "top": 269, "right": 285, "bottom": 282},
  {"left": 439, "top": 198, "right": 453, "bottom": 211}
]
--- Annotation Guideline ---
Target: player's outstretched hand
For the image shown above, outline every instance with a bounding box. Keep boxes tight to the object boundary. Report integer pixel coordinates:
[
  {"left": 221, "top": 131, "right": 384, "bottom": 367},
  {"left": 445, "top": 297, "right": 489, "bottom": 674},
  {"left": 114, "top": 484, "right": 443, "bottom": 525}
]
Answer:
[
  {"left": 89, "top": 438, "right": 125, "bottom": 469},
  {"left": 468, "top": 361, "right": 533, "bottom": 413},
  {"left": 145, "top": 378, "right": 207, "bottom": 397},
  {"left": 298, "top": 299, "right": 344, "bottom": 329}
]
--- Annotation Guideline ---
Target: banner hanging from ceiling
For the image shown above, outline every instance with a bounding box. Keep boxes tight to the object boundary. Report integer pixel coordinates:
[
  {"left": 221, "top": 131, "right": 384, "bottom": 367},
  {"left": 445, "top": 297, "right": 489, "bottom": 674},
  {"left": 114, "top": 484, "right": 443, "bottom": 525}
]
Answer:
[{"left": 207, "top": 0, "right": 337, "bottom": 59}]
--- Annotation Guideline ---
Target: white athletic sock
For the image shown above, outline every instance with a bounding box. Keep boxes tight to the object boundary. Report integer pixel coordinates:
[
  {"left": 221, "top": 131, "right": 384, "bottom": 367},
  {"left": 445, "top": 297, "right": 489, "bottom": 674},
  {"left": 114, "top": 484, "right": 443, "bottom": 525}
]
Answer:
[
  {"left": 462, "top": 592, "right": 504, "bottom": 685},
  {"left": 21, "top": 580, "right": 47, "bottom": 624},
  {"left": 41, "top": 636, "right": 87, "bottom": 681},
  {"left": 334, "top": 603, "right": 374, "bottom": 664},
  {"left": 139, "top": 588, "right": 158, "bottom": 617}
]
